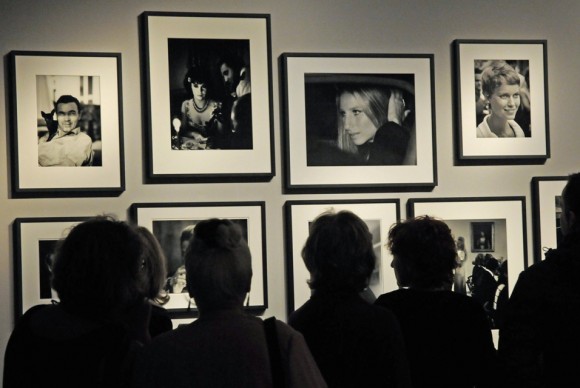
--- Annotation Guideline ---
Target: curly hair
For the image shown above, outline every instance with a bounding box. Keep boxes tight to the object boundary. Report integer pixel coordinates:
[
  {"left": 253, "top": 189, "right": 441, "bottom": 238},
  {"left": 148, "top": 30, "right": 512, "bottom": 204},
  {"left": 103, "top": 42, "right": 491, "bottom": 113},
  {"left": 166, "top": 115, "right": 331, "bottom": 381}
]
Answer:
[
  {"left": 51, "top": 216, "right": 150, "bottom": 319},
  {"left": 302, "top": 210, "right": 376, "bottom": 293},
  {"left": 185, "top": 219, "right": 252, "bottom": 311},
  {"left": 388, "top": 216, "right": 457, "bottom": 289}
]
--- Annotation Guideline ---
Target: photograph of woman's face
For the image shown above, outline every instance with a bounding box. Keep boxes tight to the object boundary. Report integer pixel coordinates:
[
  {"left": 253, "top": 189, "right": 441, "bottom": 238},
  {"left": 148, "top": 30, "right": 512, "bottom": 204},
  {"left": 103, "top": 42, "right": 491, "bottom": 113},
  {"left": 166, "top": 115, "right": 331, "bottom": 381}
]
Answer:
[
  {"left": 338, "top": 92, "right": 378, "bottom": 146},
  {"left": 190, "top": 82, "right": 207, "bottom": 100},
  {"left": 488, "top": 83, "right": 520, "bottom": 122}
]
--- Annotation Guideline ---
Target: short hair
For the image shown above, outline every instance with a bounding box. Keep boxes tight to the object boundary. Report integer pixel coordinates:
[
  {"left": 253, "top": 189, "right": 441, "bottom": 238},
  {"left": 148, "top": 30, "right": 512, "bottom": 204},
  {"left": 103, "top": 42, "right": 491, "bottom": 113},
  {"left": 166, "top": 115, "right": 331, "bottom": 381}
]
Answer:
[
  {"left": 54, "top": 95, "right": 81, "bottom": 112},
  {"left": 481, "top": 61, "right": 521, "bottom": 98},
  {"left": 51, "top": 216, "right": 149, "bottom": 318},
  {"left": 301, "top": 210, "right": 376, "bottom": 293},
  {"left": 336, "top": 85, "right": 391, "bottom": 153},
  {"left": 185, "top": 219, "right": 252, "bottom": 311},
  {"left": 137, "top": 226, "right": 169, "bottom": 305},
  {"left": 387, "top": 216, "right": 457, "bottom": 289}
]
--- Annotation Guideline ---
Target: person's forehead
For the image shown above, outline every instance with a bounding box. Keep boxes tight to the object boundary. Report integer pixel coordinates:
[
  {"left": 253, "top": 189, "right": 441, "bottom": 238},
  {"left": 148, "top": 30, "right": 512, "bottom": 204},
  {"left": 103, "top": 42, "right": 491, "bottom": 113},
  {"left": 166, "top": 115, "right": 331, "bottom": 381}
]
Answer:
[{"left": 56, "top": 102, "right": 79, "bottom": 112}]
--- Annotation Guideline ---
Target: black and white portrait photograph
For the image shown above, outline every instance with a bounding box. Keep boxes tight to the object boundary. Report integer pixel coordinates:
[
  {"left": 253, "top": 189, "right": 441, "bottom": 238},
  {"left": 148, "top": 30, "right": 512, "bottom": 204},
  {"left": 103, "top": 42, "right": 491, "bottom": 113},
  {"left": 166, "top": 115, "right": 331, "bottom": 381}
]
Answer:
[
  {"left": 36, "top": 75, "right": 102, "bottom": 167},
  {"left": 304, "top": 73, "right": 416, "bottom": 167},
  {"left": 285, "top": 200, "right": 399, "bottom": 313},
  {"left": 454, "top": 40, "right": 549, "bottom": 162},
  {"left": 474, "top": 60, "right": 531, "bottom": 138},
  {"left": 167, "top": 38, "right": 253, "bottom": 151},
  {"left": 141, "top": 12, "right": 274, "bottom": 181},
  {"left": 9, "top": 51, "right": 124, "bottom": 197},
  {"left": 281, "top": 53, "right": 436, "bottom": 191},
  {"left": 131, "top": 202, "right": 267, "bottom": 316}
]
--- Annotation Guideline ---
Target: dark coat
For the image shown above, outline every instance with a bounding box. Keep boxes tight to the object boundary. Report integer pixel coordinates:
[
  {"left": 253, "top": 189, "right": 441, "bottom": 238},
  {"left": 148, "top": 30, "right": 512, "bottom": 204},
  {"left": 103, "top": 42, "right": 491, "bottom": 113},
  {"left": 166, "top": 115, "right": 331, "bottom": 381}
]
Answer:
[{"left": 498, "top": 234, "right": 580, "bottom": 387}]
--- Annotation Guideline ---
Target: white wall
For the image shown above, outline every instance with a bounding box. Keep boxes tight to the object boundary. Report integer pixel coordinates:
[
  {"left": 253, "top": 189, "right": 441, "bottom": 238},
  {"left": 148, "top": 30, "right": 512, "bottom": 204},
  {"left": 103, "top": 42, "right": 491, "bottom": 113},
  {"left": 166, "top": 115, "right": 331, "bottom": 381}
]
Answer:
[{"left": 2, "top": 0, "right": 580, "bottom": 378}]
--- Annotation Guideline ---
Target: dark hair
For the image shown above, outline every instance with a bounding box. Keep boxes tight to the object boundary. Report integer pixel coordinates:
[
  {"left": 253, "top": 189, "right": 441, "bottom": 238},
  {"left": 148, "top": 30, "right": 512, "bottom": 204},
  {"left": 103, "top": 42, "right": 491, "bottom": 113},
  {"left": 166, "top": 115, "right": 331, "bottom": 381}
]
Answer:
[
  {"left": 564, "top": 172, "right": 580, "bottom": 218},
  {"left": 302, "top": 210, "right": 376, "bottom": 293},
  {"left": 481, "top": 61, "right": 521, "bottom": 98},
  {"left": 184, "top": 219, "right": 252, "bottom": 311},
  {"left": 51, "top": 216, "right": 149, "bottom": 319},
  {"left": 137, "top": 227, "right": 169, "bottom": 305},
  {"left": 183, "top": 67, "right": 210, "bottom": 95},
  {"left": 218, "top": 53, "right": 244, "bottom": 75},
  {"left": 388, "top": 216, "right": 457, "bottom": 289},
  {"left": 54, "top": 94, "right": 81, "bottom": 112}
]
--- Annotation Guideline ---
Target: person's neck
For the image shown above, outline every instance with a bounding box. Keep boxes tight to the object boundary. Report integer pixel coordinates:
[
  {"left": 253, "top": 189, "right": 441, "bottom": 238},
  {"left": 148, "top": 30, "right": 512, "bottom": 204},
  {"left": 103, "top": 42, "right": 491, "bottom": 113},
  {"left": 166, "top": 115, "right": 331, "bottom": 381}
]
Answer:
[{"left": 487, "top": 114, "right": 512, "bottom": 137}]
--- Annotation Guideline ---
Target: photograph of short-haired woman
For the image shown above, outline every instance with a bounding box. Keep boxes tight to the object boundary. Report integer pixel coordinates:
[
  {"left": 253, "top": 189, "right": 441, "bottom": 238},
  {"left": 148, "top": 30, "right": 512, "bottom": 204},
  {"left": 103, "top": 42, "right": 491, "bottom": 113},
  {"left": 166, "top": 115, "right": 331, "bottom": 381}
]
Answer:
[
  {"left": 304, "top": 74, "right": 416, "bottom": 166},
  {"left": 474, "top": 59, "right": 531, "bottom": 138}
]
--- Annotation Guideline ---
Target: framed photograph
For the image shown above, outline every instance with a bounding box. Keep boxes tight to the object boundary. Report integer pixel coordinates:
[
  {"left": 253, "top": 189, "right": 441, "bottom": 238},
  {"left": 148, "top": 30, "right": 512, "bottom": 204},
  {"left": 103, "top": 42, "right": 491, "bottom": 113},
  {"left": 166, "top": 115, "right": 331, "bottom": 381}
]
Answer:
[
  {"left": 12, "top": 217, "right": 88, "bottom": 318},
  {"left": 284, "top": 199, "right": 400, "bottom": 314},
  {"left": 408, "top": 197, "right": 527, "bottom": 329},
  {"left": 8, "top": 51, "right": 124, "bottom": 197},
  {"left": 140, "top": 12, "right": 274, "bottom": 182},
  {"left": 531, "top": 176, "right": 567, "bottom": 262},
  {"left": 471, "top": 221, "right": 495, "bottom": 252},
  {"left": 130, "top": 202, "right": 267, "bottom": 317},
  {"left": 281, "top": 53, "right": 436, "bottom": 192},
  {"left": 453, "top": 39, "right": 549, "bottom": 163}
]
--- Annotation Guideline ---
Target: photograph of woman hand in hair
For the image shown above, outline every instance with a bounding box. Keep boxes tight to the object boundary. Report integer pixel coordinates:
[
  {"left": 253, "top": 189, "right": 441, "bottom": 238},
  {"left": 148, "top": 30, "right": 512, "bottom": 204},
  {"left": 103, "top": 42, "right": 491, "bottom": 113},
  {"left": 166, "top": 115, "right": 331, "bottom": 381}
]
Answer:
[{"left": 304, "top": 74, "right": 416, "bottom": 166}]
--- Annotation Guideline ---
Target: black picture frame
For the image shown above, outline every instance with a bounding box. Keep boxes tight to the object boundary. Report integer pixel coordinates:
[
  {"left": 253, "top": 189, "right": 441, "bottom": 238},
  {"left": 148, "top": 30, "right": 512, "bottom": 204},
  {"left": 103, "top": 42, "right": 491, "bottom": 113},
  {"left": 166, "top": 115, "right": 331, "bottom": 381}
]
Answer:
[
  {"left": 130, "top": 201, "right": 267, "bottom": 318},
  {"left": 12, "top": 217, "right": 89, "bottom": 318},
  {"left": 8, "top": 51, "right": 125, "bottom": 197},
  {"left": 453, "top": 39, "right": 549, "bottom": 164},
  {"left": 471, "top": 221, "right": 495, "bottom": 252},
  {"left": 280, "top": 53, "right": 437, "bottom": 193},
  {"left": 284, "top": 199, "right": 400, "bottom": 314},
  {"left": 140, "top": 12, "right": 274, "bottom": 183},
  {"left": 531, "top": 176, "right": 567, "bottom": 262}
]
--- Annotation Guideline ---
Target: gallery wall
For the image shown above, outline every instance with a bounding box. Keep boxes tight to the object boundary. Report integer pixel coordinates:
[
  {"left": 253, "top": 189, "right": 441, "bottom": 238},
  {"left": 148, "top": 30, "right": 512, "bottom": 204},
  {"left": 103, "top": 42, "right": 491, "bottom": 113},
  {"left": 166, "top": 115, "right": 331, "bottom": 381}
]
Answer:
[{"left": 2, "top": 0, "right": 580, "bottom": 378}]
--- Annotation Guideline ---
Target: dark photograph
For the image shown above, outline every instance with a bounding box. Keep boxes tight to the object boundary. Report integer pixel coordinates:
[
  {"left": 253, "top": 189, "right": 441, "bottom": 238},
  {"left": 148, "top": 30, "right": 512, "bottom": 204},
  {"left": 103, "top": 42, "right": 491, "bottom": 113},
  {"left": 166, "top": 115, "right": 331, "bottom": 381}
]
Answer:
[
  {"left": 36, "top": 75, "right": 102, "bottom": 167},
  {"left": 474, "top": 59, "right": 531, "bottom": 138},
  {"left": 471, "top": 221, "right": 495, "bottom": 252},
  {"left": 168, "top": 38, "right": 253, "bottom": 151},
  {"left": 555, "top": 195, "right": 563, "bottom": 246},
  {"left": 446, "top": 219, "right": 508, "bottom": 329},
  {"left": 38, "top": 240, "right": 57, "bottom": 299},
  {"left": 304, "top": 73, "right": 417, "bottom": 166},
  {"left": 152, "top": 219, "right": 249, "bottom": 305}
]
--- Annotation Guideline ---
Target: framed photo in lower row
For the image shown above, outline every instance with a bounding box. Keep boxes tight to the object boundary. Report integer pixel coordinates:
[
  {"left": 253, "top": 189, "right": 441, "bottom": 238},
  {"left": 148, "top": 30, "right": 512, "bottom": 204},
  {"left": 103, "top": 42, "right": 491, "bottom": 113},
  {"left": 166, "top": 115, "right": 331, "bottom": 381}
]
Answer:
[
  {"left": 531, "top": 176, "right": 567, "bottom": 262},
  {"left": 9, "top": 51, "right": 124, "bottom": 197},
  {"left": 284, "top": 199, "right": 400, "bottom": 314},
  {"left": 281, "top": 53, "right": 436, "bottom": 192},
  {"left": 130, "top": 202, "right": 267, "bottom": 317},
  {"left": 408, "top": 197, "right": 527, "bottom": 329},
  {"left": 13, "top": 217, "right": 88, "bottom": 318}
]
